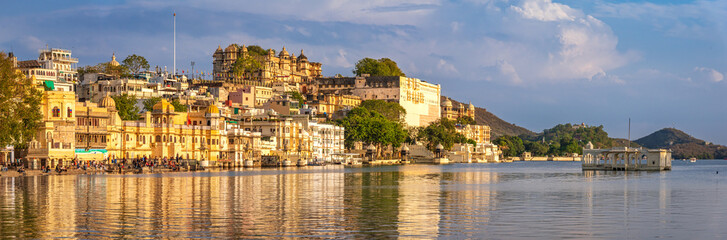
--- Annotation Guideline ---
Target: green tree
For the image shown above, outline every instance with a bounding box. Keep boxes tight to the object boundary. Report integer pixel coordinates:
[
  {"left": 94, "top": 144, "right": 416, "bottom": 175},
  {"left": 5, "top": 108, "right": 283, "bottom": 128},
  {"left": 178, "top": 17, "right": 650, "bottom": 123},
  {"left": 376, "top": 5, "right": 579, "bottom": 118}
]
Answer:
[
  {"left": 417, "top": 118, "right": 468, "bottom": 151},
  {"left": 112, "top": 94, "right": 140, "bottom": 120},
  {"left": 246, "top": 45, "right": 269, "bottom": 56},
  {"left": 358, "top": 100, "right": 406, "bottom": 123},
  {"left": 337, "top": 107, "right": 407, "bottom": 156},
  {"left": 171, "top": 99, "right": 187, "bottom": 112},
  {"left": 286, "top": 91, "right": 305, "bottom": 104},
  {"left": 142, "top": 97, "right": 162, "bottom": 112},
  {"left": 353, "top": 57, "right": 406, "bottom": 77},
  {"left": 0, "top": 52, "right": 43, "bottom": 149},
  {"left": 456, "top": 116, "right": 475, "bottom": 125},
  {"left": 494, "top": 135, "right": 525, "bottom": 157},
  {"left": 121, "top": 54, "right": 150, "bottom": 74},
  {"left": 232, "top": 55, "right": 262, "bottom": 78},
  {"left": 524, "top": 140, "right": 548, "bottom": 156}
]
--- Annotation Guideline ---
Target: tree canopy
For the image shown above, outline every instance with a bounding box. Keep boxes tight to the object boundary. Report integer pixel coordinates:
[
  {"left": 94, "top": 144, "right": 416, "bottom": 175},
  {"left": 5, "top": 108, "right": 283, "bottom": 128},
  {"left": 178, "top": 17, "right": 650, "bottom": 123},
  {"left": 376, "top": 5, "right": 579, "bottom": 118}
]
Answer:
[
  {"left": 0, "top": 52, "right": 43, "bottom": 149},
  {"left": 142, "top": 97, "right": 162, "bottom": 112},
  {"left": 245, "top": 45, "right": 272, "bottom": 56},
  {"left": 494, "top": 135, "right": 525, "bottom": 157},
  {"left": 170, "top": 99, "right": 187, "bottom": 112},
  {"left": 417, "top": 118, "right": 469, "bottom": 151},
  {"left": 456, "top": 116, "right": 475, "bottom": 125},
  {"left": 286, "top": 91, "right": 305, "bottom": 104},
  {"left": 112, "top": 94, "right": 140, "bottom": 120},
  {"left": 358, "top": 100, "right": 406, "bottom": 123},
  {"left": 353, "top": 58, "right": 406, "bottom": 77},
  {"left": 121, "top": 54, "right": 150, "bottom": 74},
  {"left": 77, "top": 62, "right": 130, "bottom": 78},
  {"left": 232, "top": 55, "right": 262, "bottom": 78},
  {"left": 336, "top": 107, "right": 407, "bottom": 156}
]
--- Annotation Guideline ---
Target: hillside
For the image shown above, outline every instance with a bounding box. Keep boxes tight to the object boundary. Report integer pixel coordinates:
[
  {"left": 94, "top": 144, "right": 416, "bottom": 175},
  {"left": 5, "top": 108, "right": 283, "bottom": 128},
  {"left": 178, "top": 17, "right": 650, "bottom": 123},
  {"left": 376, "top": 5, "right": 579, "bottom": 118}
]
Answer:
[
  {"left": 635, "top": 128, "right": 726, "bottom": 159},
  {"left": 444, "top": 96, "right": 534, "bottom": 137},
  {"left": 635, "top": 128, "right": 704, "bottom": 148}
]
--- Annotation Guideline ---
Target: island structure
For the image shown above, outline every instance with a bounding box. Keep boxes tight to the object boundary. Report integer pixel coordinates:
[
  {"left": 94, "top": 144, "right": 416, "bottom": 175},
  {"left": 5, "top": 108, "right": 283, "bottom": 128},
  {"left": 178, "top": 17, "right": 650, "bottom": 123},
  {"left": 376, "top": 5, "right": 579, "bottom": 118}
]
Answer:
[{"left": 581, "top": 142, "right": 672, "bottom": 171}]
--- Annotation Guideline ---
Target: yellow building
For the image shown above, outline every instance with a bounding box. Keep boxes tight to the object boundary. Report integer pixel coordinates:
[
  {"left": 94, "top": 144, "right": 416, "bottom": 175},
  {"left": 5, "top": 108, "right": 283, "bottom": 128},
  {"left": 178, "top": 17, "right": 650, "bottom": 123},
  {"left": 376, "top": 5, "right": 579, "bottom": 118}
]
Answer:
[
  {"left": 441, "top": 98, "right": 475, "bottom": 121},
  {"left": 213, "top": 44, "right": 322, "bottom": 83},
  {"left": 455, "top": 124, "right": 491, "bottom": 145},
  {"left": 105, "top": 99, "right": 229, "bottom": 166},
  {"left": 27, "top": 91, "right": 77, "bottom": 168},
  {"left": 314, "top": 76, "right": 441, "bottom": 127},
  {"left": 74, "top": 100, "right": 113, "bottom": 161}
]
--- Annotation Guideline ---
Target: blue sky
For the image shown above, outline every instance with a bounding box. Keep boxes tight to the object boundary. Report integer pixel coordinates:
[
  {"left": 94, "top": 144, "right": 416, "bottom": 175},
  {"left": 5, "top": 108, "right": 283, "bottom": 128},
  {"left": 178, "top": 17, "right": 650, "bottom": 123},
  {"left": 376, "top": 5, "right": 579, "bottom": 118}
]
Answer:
[{"left": 2, "top": 0, "right": 726, "bottom": 144}]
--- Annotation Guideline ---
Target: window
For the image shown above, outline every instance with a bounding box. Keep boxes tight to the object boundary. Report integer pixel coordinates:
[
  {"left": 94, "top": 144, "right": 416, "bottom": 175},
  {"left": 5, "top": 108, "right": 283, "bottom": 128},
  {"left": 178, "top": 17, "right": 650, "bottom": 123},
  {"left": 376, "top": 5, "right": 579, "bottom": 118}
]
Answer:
[
  {"left": 67, "top": 108, "right": 73, "bottom": 117},
  {"left": 52, "top": 107, "right": 60, "bottom": 117}
]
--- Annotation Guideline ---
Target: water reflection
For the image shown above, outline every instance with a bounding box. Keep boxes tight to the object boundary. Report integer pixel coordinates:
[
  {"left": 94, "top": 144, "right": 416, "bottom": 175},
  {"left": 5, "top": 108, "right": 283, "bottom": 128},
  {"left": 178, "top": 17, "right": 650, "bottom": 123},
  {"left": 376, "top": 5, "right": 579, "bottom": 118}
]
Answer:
[{"left": 1, "top": 162, "right": 727, "bottom": 238}]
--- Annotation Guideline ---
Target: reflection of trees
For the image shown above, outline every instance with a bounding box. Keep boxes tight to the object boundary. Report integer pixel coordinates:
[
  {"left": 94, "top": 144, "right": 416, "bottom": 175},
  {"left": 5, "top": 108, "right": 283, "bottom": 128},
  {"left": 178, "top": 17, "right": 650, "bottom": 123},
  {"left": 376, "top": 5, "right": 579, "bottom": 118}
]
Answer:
[{"left": 344, "top": 170, "right": 401, "bottom": 238}]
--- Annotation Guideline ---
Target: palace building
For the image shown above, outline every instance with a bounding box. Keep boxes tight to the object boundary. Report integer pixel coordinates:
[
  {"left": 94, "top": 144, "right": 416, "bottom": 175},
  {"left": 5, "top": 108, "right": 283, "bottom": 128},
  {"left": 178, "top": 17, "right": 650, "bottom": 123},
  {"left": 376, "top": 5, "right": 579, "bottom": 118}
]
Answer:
[
  {"left": 441, "top": 98, "right": 475, "bottom": 121},
  {"left": 212, "top": 44, "right": 322, "bottom": 83},
  {"left": 311, "top": 76, "right": 441, "bottom": 127}
]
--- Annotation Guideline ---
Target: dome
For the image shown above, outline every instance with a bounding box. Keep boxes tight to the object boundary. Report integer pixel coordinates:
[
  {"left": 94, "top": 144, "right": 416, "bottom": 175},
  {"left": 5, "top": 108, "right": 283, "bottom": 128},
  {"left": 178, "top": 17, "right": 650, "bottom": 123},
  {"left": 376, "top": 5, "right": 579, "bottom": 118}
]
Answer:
[
  {"left": 109, "top": 53, "right": 120, "bottom": 67},
  {"left": 279, "top": 47, "right": 289, "bottom": 57},
  {"left": 241, "top": 44, "right": 248, "bottom": 52},
  {"left": 152, "top": 99, "right": 173, "bottom": 112},
  {"left": 99, "top": 95, "right": 116, "bottom": 109},
  {"left": 224, "top": 44, "right": 238, "bottom": 52},
  {"left": 468, "top": 102, "right": 475, "bottom": 110},
  {"left": 297, "top": 50, "right": 308, "bottom": 60},
  {"left": 401, "top": 145, "right": 409, "bottom": 151},
  {"left": 215, "top": 45, "right": 223, "bottom": 52},
  {"left": 436, "top": 143, "right": 444, "bottom": 150},
  {"left": 442, "top": 98, "right": 452, "bottom": 107},
  {"left": 206, "top": 104, "right": 219, "bottom": 114}
]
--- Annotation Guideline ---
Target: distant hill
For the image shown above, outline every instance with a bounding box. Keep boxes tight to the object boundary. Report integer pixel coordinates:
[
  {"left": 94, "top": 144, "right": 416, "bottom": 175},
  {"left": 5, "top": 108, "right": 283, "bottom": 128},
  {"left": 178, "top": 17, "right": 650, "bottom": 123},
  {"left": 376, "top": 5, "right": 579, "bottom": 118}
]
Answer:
[
  {"left": 444, "top": 96, "right": 534, "bottom": 137},
  {"left": 635, "top": 128, "right": 726, "bottom": 159},
  {"left": 635, "top": 128, "right": 704, "bottom": 148}
]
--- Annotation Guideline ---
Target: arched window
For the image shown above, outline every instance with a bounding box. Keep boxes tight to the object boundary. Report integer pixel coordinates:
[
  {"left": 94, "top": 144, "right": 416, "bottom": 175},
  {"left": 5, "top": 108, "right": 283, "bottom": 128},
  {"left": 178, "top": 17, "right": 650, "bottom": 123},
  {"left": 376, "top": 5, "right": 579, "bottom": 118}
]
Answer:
[
  {"left": 163, "top": 135, "right": 167, "bottom": 142},
  {"left": 52, "top": 107, "right": 60, "bottom": 117},
  {"left": 156, "top": 135, "right": 161, "bottom": 142},
  {"left": 67, "top": 107, "right": 73, "bottom": 117}
]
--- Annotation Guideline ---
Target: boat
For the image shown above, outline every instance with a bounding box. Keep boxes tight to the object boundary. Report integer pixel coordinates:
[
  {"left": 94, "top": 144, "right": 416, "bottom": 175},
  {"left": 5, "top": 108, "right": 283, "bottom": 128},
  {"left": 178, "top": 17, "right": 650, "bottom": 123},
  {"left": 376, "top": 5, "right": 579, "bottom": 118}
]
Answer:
[
  {"left": 297, "top": 159, "right": 308, "bottom": 167},
  {"left": 308, "top": 160, "right": 327, "bottom": 166},
  {"left": 690, "top": 157, "right": 697, "bottom": 163},
  {"left": 282, "top": 160, "right": 294, "bottom": 167}
]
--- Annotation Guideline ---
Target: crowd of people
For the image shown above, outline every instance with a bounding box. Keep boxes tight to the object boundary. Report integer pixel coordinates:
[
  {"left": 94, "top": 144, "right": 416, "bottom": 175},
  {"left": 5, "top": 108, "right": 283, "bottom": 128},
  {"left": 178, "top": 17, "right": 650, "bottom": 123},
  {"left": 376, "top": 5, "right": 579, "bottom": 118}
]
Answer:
[{"left": 2, "top": 156, "right": 198, "bottom": 176}]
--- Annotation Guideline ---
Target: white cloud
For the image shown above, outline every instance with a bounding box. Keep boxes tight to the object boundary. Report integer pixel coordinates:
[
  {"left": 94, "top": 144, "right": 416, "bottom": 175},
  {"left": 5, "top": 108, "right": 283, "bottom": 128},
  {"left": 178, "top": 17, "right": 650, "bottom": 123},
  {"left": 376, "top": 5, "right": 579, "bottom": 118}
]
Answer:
[
  {"left": 437, "top": 59, "right": 458, "bottom": 74},
  {"left": 693, "top": 67, "right": 724, "bottom": 83},
  {"left": 334, "top": 49, "right": 353, "bottom": 68},
  {"left": 132, "top": 0, "right": 441, "bottom": 26},
  {"left": 511, "top": 0, "right": 578, "bottom": 22},
  {"left": 469, "top": 0, "right": 636, "bottom": 84}
]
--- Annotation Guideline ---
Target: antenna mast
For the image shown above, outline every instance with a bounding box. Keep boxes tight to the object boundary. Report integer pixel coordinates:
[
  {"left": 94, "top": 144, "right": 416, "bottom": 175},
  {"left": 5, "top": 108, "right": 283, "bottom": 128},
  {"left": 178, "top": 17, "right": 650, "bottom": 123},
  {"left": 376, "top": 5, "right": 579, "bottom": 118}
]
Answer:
[
  {"left": 173, "top": 12, "right": 176, "bottom": 77},
  {"left": 627, "top": 118, "right": 631, "bottom": 149}
]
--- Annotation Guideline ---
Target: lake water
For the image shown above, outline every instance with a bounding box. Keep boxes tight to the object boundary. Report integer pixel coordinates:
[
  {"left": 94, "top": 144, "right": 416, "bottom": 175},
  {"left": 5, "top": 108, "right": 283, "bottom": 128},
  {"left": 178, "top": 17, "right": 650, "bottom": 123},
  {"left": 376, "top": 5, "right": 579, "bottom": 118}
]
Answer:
[{"left": 1, "top": 161, "right": 726, "bottom": 239}]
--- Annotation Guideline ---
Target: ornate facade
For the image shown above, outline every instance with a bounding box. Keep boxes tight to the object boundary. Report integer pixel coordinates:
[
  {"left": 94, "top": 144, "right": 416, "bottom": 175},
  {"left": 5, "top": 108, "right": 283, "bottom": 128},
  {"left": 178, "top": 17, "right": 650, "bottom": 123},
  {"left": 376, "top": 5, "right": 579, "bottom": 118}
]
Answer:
[
  {"left": 212, "top": 44, "right": 322, "bottom": 83},
  {"left": 441, "top": 98, "right": 475, "bottom": 121}
]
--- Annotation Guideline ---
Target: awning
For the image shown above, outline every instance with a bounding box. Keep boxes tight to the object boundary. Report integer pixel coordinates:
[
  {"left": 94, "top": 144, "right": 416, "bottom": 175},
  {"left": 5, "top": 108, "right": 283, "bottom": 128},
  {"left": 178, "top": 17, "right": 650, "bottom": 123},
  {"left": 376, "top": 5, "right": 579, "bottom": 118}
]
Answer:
[{"left": 44, "top": 80, "right": 55, "bottom": 90}]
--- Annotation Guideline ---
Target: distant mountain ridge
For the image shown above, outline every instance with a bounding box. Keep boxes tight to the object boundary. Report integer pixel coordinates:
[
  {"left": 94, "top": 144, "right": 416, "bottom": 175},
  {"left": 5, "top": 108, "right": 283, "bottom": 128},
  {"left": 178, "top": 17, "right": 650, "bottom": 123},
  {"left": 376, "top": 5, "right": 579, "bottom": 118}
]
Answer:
[
  {"left": 635, "top": 128, "right": 704, "bottom": 148},
  {"left": 443, "top": 96, "right": 534, "bottom": 137},
  {"left": 635, "top": 128, "right": 726, "bottom": 159}
]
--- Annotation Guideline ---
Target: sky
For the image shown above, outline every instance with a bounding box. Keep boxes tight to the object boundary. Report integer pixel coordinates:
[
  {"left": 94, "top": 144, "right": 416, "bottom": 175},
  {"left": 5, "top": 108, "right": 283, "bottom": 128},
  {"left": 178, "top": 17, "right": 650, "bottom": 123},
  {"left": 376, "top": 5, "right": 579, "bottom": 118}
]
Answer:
[{"left": 1, "top": 0, "right": 726, "bottom": 144}]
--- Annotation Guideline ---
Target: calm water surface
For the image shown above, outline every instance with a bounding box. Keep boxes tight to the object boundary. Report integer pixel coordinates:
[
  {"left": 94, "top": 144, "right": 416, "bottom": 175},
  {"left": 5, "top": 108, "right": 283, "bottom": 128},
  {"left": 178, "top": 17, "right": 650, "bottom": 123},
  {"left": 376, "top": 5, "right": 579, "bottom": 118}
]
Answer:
[{"left": 1, "top": 161, "right": 726, "bottom": 239}]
